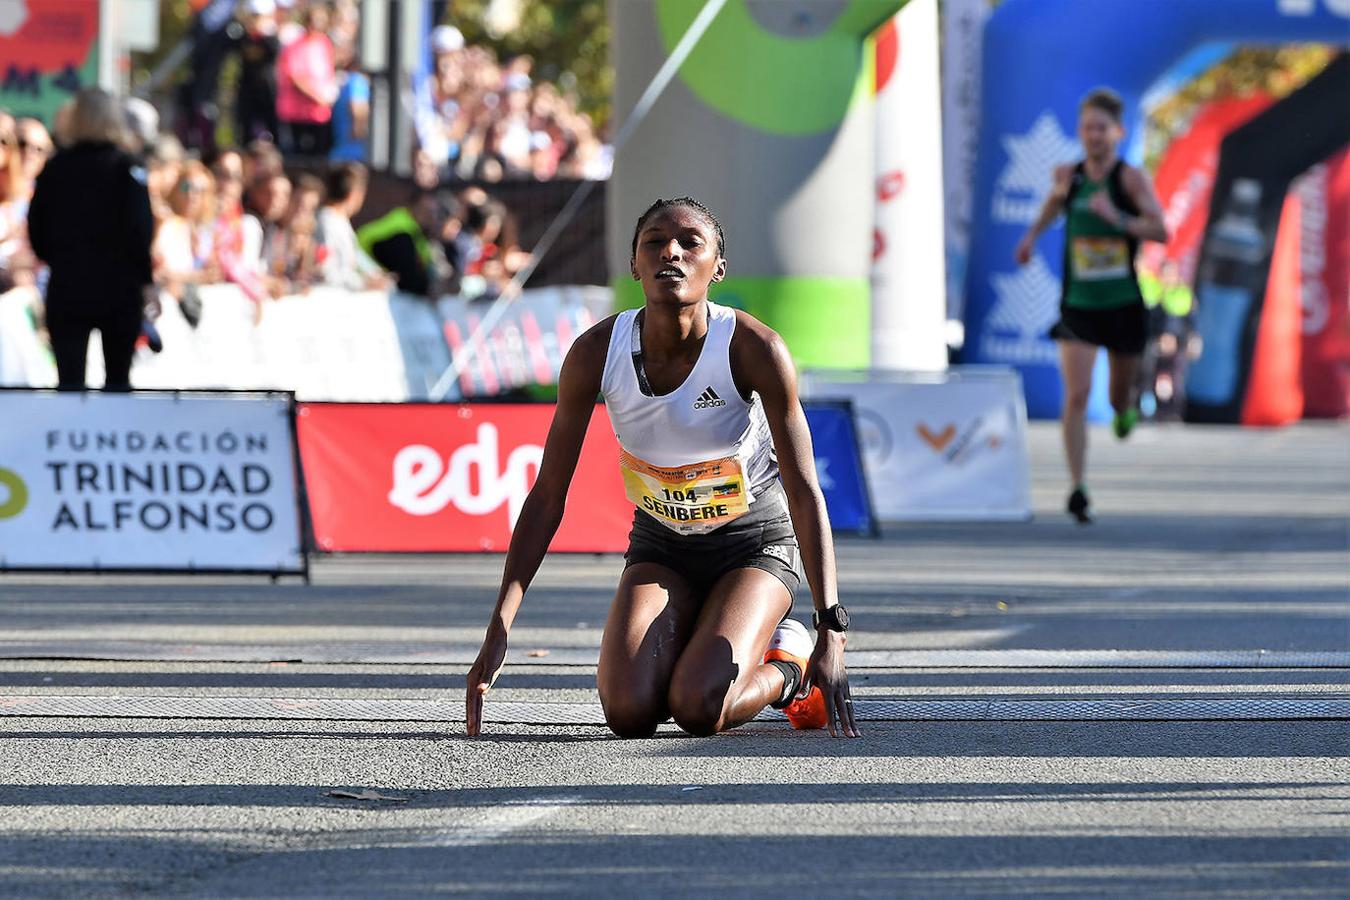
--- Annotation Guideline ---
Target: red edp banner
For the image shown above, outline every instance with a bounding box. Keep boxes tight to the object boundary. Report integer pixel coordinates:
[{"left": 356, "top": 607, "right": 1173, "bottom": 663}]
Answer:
[{"left": 296, "top": 403, "right": 630, "bottom": 552}]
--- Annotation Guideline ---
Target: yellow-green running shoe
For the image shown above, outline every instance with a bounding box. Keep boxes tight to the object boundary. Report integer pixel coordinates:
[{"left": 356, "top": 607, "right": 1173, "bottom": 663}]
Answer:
[{"left": 1112, "top": 408, "right": 1139, "bottom": 440}]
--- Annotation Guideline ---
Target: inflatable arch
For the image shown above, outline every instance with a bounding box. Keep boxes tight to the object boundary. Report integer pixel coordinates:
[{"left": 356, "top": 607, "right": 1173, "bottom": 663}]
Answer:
[
  {"left": 1184, "top": 54, "right": 1349, "bottom": 423},
  {"left": 608, "top": 0, "right": 906, "bottom": 369},
  {"left": 961, "top": 0, "right": 1350, "bottom": 419}
]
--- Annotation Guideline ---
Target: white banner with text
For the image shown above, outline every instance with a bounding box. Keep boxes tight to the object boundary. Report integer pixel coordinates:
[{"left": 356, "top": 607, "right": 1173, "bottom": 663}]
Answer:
[{"left": 0, "top": 391, "right": 304, "bottom": 572}]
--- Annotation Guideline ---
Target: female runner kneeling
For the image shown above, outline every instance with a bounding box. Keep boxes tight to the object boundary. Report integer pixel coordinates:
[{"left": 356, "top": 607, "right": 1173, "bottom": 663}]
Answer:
[{"left": 465, "top": 197, "right": 858, "bottom": 739}]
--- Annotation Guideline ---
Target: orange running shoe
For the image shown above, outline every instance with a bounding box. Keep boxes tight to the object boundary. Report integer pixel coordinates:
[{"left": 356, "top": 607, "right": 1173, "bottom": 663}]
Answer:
[{"left": 763, "top": 618, "right": 828, "bottom": 730}]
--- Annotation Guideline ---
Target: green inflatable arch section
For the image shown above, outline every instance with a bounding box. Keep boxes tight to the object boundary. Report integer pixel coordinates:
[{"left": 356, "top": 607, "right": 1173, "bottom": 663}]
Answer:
[
  {"left": 612, "top": 275, "right": 870, "bottom": 369},
  {"left": 653, "top": 0, "right": 884, "bottom": 135}
]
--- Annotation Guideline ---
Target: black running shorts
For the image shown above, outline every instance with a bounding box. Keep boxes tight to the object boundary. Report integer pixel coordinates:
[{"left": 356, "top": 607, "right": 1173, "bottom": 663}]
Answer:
[
  {"left": 1051, "top": 301, "right": 1148, "bottom": 356},
  {"left": 624, "top": 480, "right": 803, "bottom": 601}
]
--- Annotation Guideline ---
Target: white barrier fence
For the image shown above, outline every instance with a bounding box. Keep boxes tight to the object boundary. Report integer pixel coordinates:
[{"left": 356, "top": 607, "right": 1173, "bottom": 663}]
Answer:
[
  {"left": 0, "top": 284, "right": 610, "bottom": 401},
  {"left": 0, "top": 287, "right": 49, "bottom": 388},
  {"left": 802, "top": 367, "right": 1033, "bottom": 521},
  {"left": 1, "top": 289, "right": 1036, "bottom": 528}
]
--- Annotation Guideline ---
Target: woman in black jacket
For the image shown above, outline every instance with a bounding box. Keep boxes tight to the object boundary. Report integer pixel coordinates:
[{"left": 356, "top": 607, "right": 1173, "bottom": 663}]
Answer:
[{"left": 28, "top": 88, "right": 155, "bottom": 391}]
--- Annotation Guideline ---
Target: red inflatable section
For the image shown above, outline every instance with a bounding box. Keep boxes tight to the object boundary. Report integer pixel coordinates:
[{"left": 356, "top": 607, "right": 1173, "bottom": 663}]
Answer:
[
  {"left": 1155, "top": 96, "right": 1348, "bottom": 423},
  {"left": 873, "top": 20, "right": 898, "bottom": 94},
  {"left": 1241, "top": 192, "right": 1304, "bottom": 426},
  {"left": 1300, "top": 149, "right": 1350, "bottom": 419},
  {"left": 1146, "top": 95, "right": 1273, "bottom": 283}
]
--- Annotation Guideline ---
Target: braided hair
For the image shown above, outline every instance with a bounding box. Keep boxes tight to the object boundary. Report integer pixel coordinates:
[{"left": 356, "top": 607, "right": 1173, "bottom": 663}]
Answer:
[{"left": 629, "top": 196, "right": 725, "bottom": 259}]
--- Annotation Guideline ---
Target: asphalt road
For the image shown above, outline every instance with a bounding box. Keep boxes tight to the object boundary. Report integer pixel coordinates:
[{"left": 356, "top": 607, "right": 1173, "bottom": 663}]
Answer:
[{"left": 1, "top": 422, "right": 1347, "bottom": 898}]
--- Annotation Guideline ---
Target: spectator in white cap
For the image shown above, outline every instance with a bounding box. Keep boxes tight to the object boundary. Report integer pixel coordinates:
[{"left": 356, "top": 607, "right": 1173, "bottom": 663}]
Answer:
[
  {"left": 122, "top": 97, "right": 159, "bottom": 158},
  {"left": 277, "top": 0, "right": 305, "bottom": 46},
  {"left": 413, "top": 24, "right": 468, "bottom": 172},
  {"left": 495, "top": 72, "right": 533, "bottom": 177},
  {"left": 431, "top": 25, "right": 465, "bottom": 55}
]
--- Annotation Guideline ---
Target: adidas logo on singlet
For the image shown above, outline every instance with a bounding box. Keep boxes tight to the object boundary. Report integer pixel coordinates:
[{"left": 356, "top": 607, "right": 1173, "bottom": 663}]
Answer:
[{"left": 692, "top": 387, "right": 726, "bottom": 409}]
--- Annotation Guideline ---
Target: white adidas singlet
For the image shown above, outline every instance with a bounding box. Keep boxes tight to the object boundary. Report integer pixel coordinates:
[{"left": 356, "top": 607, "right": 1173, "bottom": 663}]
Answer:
[{"left": 600, "top": 301, "right": 778, "bottom": 535}]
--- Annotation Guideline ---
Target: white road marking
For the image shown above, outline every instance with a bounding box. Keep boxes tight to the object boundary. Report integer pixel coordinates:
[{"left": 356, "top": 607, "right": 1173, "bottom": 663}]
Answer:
[{"left": 385, "top": 797, "right": 581, "bottom": 848}]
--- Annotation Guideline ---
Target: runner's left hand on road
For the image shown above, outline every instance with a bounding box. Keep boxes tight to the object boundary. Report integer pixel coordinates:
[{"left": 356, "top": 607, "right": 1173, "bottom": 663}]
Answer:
[
  {"left": 808, "top": 629, "right": 860, "bottom": 738},
  {"left": 465, "top": 622, "right": 508, "bottom": 737}
]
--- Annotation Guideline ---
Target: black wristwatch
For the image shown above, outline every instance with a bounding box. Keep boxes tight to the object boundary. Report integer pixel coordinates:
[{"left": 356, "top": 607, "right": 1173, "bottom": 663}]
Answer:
[{"left": 812, "top": 605, "right": 850, "bottom": 633}]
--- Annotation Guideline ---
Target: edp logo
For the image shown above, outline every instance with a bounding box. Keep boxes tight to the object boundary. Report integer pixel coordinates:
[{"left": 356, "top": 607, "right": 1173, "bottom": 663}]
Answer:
[{"left": 387, "top": 424, "right": 542, "bottom": 529}]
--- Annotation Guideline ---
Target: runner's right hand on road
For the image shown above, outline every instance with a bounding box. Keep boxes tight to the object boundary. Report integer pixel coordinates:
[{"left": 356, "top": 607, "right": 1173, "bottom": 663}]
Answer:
[{"left": 465, "top": 623, "right": 508, "bottom": 736}]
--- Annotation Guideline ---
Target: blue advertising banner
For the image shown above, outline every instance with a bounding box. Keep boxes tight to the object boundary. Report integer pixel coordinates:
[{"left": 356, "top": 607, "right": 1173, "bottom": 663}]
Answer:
[{"left": 803, "top": 400, "right": 877, "bottom": 536}]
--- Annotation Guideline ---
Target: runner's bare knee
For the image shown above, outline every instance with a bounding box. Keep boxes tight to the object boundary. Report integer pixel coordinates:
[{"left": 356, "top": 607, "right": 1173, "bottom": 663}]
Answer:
[
  {"left": 667, "top": 681, "right": 725, "bottom": 737},
  {"left": 1064, "top": 385, "right": 1091, "bottom": 415},
  {"left": 600, "top": 694, "right": 664, "bottom": 739}
]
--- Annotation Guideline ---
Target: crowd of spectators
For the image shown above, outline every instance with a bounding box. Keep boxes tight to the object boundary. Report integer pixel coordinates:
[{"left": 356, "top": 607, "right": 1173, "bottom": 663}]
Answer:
[
  {"left": 2, "top": 92, "right": 534, "bottom": 383},
  {"left": 0, "top": 1, "right": 613, "bottom": 376},
  {"left": 0, "top": 102, "right": 531, "bottom": 308},
  {"left": 181, "top": 0, "right": 364, "bottom": 160},
  {"left": 412, "top": 25, "right": 612, "bottom": 184},
  {"left": 180, "top": 0, "right": 611, "bottom": 185}
]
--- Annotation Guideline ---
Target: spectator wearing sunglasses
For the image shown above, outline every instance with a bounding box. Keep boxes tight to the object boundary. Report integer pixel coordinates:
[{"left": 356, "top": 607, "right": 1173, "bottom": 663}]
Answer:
[
  {"left": 0, "top": 114, "right": 37, "bottom": 291},
  {"left": 208, "top": 148, "right": 266, "bottom": 305},
  {"left": 13, "top": 118, "right": 52, "bottom": 207},
  {"left": 152, "top": 161, "right": 221, "bottom": 309}
]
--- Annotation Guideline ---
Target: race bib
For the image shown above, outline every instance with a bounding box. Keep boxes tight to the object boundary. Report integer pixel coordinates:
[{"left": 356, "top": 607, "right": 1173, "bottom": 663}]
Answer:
[
  {"left": 620, "top": 449, "right": 750, "bottom": 535},
  {"left": 1072, "top": 236, "right": 1130, "bottom": 281}
]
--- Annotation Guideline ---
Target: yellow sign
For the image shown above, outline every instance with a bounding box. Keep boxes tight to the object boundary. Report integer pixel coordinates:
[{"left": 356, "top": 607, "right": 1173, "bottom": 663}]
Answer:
[
  {"left": 619, "top": 449, "right": 749, "bottom": 535},
  {"left": 0, "top": 468, "right": 28, "bottom": 519},
  {"left": 1072, "top": 236, "right": 1130, "bottom": 281}
]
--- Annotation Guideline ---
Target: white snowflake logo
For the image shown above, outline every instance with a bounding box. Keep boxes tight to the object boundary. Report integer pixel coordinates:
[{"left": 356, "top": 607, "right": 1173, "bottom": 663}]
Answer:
[
  {"left": 998, "top": 113, "right": 1080, "bottom": 192},
  {"left": 0, "top": 0, "right": 28, "bottom": 37},
  {"left": 992, "top": 112, "right": 1080, "bottom": 224},
  {"left": 814, "top": 456, "right": 835, "bottom": 491},
  {"left": 987, "top": 254, "right": 1061, "bottom": 339}
]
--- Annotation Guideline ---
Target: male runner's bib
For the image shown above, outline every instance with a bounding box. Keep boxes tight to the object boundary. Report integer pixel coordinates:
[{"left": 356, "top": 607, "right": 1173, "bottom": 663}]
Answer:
[{"left": 600, "top": 301, "right": 778, "bottom": 536}]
